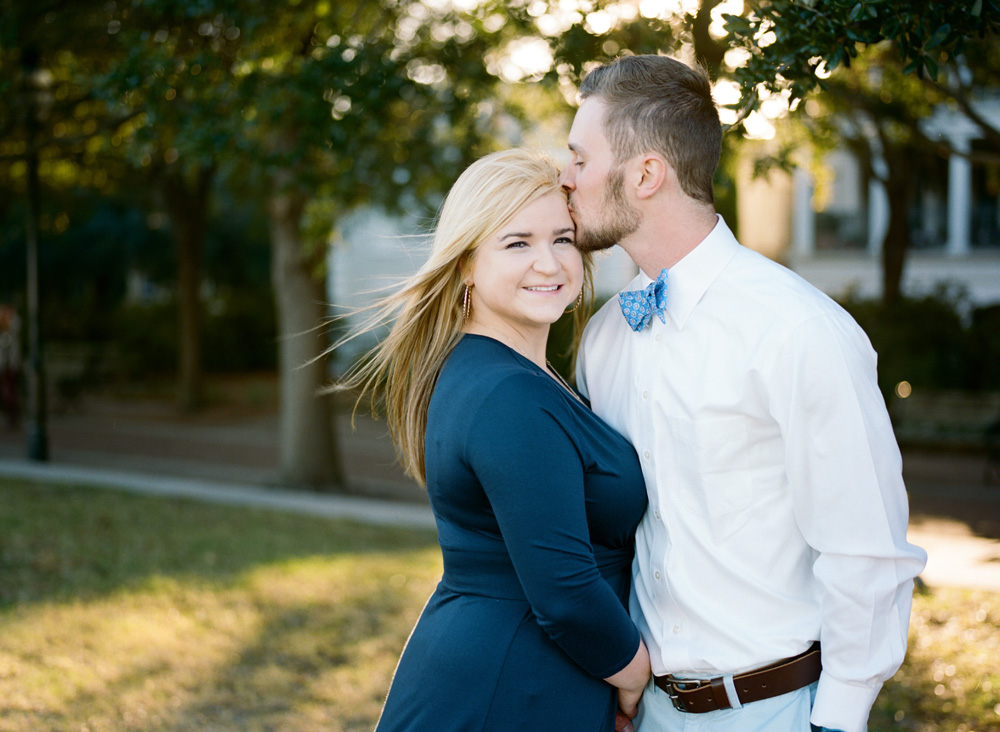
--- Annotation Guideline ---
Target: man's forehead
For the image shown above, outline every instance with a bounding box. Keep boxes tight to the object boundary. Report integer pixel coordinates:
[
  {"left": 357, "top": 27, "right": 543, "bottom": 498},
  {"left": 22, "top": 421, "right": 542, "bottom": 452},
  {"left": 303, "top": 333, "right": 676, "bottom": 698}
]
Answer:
[{"left": 569, "top": 97, "right": 609, "bottom": 149}]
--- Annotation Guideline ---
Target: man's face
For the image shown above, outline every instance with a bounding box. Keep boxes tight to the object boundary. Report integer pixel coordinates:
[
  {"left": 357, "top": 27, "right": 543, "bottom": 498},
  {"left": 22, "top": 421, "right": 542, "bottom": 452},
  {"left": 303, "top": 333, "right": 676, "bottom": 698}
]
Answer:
[{"left": 561, "top": 97, "right": 641, "bottom": 253}]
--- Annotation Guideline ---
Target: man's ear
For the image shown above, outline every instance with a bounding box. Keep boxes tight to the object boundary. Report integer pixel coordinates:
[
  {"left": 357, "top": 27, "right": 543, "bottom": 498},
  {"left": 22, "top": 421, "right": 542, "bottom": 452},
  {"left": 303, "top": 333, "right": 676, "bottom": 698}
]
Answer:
[{"left": 635, "top": 154, "right": 669, "bottom": 200}]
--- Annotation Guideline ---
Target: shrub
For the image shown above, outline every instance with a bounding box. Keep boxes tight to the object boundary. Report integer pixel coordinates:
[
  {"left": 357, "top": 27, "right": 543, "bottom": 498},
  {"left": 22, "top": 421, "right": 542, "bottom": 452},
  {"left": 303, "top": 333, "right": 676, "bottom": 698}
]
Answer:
[
  {"left": 110, "top": 290, "right": 277, "bottom": 380},
  {"left": 839, "top": 289, "right": 975, "bottom": 403}
]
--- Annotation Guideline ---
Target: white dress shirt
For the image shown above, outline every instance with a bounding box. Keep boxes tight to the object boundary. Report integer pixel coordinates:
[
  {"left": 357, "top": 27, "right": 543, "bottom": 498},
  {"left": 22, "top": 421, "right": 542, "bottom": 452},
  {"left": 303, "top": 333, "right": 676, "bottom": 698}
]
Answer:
[{"left": 577, "top": 217, "right": 927, "bottom": 732}]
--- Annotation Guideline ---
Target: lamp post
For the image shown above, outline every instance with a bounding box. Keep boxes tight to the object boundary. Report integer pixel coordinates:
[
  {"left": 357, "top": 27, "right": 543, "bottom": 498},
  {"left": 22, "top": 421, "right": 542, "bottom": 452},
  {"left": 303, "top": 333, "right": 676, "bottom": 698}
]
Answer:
[{"left": 23, "top": 47, "right": 52, "bottom": 462}]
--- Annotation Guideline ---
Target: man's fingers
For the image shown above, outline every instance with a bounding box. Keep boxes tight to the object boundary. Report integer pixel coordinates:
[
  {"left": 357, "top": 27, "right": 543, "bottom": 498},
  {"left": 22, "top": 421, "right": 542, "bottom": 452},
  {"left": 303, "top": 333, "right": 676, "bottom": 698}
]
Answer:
[{"left": 615, "top": 710, "right": 635, "bottom": 732}]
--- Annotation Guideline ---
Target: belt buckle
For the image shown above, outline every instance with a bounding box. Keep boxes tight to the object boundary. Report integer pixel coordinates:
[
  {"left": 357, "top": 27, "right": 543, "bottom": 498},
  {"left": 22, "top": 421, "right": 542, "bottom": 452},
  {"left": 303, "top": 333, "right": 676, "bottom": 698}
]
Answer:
[
  {"left": 664, "top": 681, "right": 683, "bottom": 712},
  {"left": 664, "top": 677, "right": 704, "bottom": 713}
]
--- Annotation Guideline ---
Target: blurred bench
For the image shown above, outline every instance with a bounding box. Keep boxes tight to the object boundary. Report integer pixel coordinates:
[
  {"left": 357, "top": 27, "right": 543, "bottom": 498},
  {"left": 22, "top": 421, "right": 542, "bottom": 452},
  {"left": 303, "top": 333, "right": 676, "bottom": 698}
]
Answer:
[{"left": 45, "top": 343, "right": 119, "bottom": 413}]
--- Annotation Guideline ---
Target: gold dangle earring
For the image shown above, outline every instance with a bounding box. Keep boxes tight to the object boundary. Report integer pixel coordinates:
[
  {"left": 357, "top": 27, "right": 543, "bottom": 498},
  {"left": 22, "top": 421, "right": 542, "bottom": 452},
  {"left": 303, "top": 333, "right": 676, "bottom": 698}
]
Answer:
[
  {"left": 565, "top": 290, "right": 583, "bottom": 313},
  {"left": 463, "top": 284, "right": 472, "bottom": 321}
]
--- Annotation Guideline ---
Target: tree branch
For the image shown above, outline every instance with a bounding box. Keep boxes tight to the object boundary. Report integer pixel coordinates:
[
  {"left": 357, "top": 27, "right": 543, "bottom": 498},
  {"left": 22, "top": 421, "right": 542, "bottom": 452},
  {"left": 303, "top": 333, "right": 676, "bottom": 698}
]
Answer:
[{"left": 927, "top": 75, "right": 1000, "bottom": 150}]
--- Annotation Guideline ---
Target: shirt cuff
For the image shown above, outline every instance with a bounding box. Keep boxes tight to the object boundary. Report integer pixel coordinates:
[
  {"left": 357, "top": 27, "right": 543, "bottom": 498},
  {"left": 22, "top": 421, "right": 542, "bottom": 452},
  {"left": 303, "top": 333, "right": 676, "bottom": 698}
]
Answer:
[{"left": 810, "top": 673, "right": 880, "bottom": 732}]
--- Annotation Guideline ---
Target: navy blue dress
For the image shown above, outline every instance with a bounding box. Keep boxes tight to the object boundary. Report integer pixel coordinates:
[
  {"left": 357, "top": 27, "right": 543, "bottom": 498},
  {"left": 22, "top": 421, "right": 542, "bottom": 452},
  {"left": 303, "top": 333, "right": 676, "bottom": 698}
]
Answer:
[{"left": 375, "top": 335, "right": 647, "bottom": 732}]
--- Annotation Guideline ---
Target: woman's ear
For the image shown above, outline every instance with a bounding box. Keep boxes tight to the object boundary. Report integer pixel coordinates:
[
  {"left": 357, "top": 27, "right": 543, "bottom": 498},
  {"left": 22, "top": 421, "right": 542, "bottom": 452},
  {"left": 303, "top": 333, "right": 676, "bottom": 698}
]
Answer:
[
  {"left": 457, "top": 252, "right": 473, "bottom": 287},
  {"left": 458, "top": 250, "right": 476, "bottom": 287},
  {"left": 635, "top": 154, "right": 668, "bottom": 200}
]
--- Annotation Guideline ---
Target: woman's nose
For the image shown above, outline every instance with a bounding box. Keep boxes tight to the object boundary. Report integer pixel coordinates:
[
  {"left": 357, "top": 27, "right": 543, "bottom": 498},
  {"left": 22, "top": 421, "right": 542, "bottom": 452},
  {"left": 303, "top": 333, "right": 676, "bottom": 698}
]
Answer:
[{"left": 533, "top": 244, "right": 561, "bottom": 273}]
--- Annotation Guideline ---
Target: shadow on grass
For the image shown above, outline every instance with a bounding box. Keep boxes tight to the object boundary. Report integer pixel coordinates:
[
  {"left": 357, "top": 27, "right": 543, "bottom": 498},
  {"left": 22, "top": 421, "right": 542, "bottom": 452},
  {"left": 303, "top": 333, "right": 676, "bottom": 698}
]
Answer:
[
  {"left": 18, "top": 557, "right": 436, "bottom": 732},
  {"left": 0, "top": 478, "right": 437, "bottom": 610},
  {"left": 157, "top": 582, "right": 420, "bottom": 731}
]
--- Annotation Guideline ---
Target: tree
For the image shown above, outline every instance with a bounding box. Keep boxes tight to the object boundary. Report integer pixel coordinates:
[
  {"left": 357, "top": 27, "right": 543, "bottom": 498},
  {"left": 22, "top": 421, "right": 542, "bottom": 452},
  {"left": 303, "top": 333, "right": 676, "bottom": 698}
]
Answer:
[
  {"left": 723, "top": 1, "right": 1000, "bottom": 116},
  {"left": 1, "top": 1, "right": 142, "bottom": 456},
  {"left": 94, "top": 3, "right": 250, "bottom": 411},
  {"left": 803, "top": 48, "right": 946, "bottom": 303},
  {"left": 92, "top": 0, "right": 550, "bottom": 488},
  {"left": 6, "top": 0, "right": 774, "bottom": 487},
  {"left": 722, "top": 1, "right": 1000, "bottom": 302},
  {"left": 234, "top": 1, "right": 551, "bottom": 488}
]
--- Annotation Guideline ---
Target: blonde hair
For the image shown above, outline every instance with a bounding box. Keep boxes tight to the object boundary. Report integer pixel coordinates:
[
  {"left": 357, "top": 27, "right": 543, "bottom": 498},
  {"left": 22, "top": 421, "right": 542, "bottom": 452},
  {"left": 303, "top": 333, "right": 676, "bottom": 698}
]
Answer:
[{"left": 330, "top": 148, "right": 594, "bottom": 487}]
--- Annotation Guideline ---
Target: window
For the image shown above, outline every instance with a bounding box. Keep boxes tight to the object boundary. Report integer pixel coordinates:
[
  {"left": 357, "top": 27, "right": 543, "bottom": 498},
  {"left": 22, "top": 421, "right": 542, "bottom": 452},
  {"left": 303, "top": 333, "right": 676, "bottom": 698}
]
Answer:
[{"left": 970, "top": 139, "right": 1000, "bottom": 249}]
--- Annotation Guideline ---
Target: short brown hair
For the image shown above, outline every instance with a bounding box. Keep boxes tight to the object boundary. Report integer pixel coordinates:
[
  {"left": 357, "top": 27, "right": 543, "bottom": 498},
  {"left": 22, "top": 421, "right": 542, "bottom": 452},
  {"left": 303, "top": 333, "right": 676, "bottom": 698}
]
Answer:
[{"left": 579, "top": 54, "right": 721, "bottom": 205}]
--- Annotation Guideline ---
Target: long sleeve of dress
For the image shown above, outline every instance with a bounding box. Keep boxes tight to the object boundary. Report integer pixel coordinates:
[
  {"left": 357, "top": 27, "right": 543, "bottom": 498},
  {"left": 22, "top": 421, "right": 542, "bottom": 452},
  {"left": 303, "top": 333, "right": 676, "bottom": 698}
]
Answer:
[{"left": 462, "top": 372, "right": 640, "bottom": 680}]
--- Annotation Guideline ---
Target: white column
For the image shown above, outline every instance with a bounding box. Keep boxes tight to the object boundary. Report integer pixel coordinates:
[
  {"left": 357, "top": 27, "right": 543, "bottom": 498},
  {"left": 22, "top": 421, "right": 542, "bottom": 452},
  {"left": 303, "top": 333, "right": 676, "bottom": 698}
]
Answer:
[
  {"left": 792, "top": 166, "right": 815, "bottom": 257},
  {"left": 867, "top": 179, "right": 889, "bottom": 256},
  {"left": 948, "top": 137, "right": 972, "bottom": 257},
  {"left": 867, "top": 147, "right": 889, "bottom": 257}
]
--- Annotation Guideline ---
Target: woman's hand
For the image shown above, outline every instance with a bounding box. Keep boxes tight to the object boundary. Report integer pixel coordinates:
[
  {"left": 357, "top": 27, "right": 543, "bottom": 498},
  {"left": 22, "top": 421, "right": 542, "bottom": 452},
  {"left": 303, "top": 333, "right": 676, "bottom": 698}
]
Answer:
[
  {"left": 605, "top": 639, "right": 650, "bottom": 732},
  {"left": 617, "top": 683, "right": 644, "bottom": 721}
]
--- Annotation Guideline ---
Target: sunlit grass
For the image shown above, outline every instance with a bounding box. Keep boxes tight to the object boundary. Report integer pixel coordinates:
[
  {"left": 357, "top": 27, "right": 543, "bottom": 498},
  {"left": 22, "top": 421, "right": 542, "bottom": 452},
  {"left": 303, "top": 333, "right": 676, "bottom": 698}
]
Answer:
[
  {"left": 0, "top": 478, "right": 440, "bottom": 732},
  {"left": 2, "top": 477, "right": 998, "bottom": 731},
  {"left": 872, "top": 586, "right": 1000, "bottom": 732}
]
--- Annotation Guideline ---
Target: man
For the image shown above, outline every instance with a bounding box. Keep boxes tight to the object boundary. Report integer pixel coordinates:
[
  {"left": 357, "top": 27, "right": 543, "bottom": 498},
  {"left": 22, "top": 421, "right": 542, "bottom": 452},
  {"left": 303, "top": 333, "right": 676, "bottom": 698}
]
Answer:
[{"left": 564, "top": 54, "right": 927, "bottom": 732}]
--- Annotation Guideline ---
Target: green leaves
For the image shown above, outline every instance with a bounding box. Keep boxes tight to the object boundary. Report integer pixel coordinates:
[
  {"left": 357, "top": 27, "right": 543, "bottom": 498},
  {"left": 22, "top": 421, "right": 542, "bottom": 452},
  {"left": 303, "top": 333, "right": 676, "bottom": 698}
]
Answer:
[
  {"left": 725, "top": 0, "right": 1000, "bottom": 116},
  {"left": 925, "top": 23, "right": 952, "bottom": 50},
  {"left": 722, "top": 13, "right": 753, "bottom": 34}
]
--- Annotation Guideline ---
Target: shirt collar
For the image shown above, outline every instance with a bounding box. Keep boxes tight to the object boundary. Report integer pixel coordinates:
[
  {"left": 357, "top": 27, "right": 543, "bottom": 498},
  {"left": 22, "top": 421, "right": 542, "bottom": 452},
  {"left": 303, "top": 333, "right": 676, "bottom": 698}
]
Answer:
[{"left": 635, "top": 215, "right": 739, "bottom": 331}]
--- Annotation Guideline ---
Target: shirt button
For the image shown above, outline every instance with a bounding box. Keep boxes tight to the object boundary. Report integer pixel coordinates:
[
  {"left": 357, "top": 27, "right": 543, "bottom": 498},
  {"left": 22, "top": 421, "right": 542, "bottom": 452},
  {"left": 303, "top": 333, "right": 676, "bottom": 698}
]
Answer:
[
  {"left": 642, "top": 390, "right": 649, "bottom": 400},
  {"left": 654, "top": 570, "right": 662, "bottom": 580},
  {"left": 655, "top": 333, "right": 662, "bottom": 342},
  {"left": 672, "top": 625, "right": 681, "bottom": 635},
  {"left": 643, "top": 450, "right": 651, "bottom": 460},
  {"left": 654, "top": 509, "right": 661, "bottom": 520}
]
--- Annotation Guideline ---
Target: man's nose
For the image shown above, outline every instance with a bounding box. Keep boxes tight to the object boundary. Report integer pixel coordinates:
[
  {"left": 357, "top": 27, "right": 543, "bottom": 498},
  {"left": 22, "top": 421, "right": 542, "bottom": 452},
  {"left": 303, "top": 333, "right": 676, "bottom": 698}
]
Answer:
[{"left": 559, "top": 165, "right": 575, "bottom": 191}]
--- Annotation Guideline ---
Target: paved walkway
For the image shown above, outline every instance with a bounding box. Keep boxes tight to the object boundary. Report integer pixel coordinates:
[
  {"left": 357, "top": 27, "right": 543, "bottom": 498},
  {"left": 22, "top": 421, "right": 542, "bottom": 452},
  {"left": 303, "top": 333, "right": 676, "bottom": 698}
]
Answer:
[
  {"left": 2, "top": 393, "right": 999, "bottom": 590},
  {"left": 0, "top": 458, "right": 435, "bottom": 529}
]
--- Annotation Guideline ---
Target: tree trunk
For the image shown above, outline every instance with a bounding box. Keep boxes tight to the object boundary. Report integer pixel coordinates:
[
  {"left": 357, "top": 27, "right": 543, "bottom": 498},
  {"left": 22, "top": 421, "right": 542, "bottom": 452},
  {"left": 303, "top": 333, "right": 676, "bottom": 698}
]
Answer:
[
  {"left": 161, "top": 165, "right": 214, "bottom": 412},
  {"left": 880, "top": 147, "right": 913, "bottom": 306},
  {"left": 692, "top": 0, "right": 726, "bottom": 76},
  {"left": 268, "top": 169, "right": 343, "bottom": 490}
]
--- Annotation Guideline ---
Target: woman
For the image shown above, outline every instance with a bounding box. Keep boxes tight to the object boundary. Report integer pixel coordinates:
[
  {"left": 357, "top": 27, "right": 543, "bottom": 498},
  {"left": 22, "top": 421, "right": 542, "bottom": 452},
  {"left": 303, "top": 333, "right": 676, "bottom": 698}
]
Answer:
[{"left": 337, "top": 149, "right": 650, "bottom": 731}]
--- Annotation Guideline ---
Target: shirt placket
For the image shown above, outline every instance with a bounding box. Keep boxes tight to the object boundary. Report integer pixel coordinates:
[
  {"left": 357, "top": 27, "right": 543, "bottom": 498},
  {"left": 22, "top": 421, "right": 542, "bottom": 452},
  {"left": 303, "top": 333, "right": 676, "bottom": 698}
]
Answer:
[{"left": 648, "top": 314, "right": 697, "bottom": 669}]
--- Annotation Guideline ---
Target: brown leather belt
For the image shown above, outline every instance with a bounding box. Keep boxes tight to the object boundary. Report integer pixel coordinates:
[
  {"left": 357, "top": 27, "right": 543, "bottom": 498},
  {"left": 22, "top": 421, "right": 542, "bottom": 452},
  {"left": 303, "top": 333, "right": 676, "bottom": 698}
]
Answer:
[{"left": 653, "top": 642, "right": 821, "bottom": 714}]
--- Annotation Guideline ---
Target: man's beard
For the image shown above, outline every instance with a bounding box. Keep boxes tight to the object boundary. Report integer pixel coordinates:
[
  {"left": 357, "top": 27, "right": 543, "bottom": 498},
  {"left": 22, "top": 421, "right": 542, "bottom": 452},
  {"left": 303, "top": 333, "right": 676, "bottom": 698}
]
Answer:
[{"left": 573, "top": 165, "right": 641, "bottom": 253}]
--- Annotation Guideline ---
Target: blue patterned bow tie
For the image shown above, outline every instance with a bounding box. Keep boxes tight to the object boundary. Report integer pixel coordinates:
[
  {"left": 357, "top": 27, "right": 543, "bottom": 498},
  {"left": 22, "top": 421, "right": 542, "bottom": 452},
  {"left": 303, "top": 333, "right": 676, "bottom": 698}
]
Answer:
[{"left": 619, "top": 268, "right": 668, "bottom": 332}]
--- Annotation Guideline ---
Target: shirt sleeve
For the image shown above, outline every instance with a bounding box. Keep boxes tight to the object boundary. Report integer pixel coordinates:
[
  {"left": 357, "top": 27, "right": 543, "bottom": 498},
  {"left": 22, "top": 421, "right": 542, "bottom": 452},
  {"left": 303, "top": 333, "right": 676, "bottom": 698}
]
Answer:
[
  {"left": 766, "top": 313, "right": 927, "bottom": 732},
  {"left": 463, "top": 372, "right": 640, "bottom": 679}
]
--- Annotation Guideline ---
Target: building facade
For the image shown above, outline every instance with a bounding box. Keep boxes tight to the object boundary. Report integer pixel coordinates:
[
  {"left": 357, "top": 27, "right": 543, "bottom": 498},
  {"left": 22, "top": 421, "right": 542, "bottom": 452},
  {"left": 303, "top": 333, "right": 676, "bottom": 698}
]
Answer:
[{"left": 738, "top": 104, "right": 1000, "bottom": 308}]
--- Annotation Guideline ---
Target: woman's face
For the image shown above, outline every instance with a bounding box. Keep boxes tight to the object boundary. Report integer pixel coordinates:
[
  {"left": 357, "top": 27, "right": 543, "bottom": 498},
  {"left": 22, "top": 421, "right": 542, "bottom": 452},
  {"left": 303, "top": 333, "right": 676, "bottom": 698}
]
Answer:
[{"left": 467, "top": 191, "right": 583, "bottom": 336}]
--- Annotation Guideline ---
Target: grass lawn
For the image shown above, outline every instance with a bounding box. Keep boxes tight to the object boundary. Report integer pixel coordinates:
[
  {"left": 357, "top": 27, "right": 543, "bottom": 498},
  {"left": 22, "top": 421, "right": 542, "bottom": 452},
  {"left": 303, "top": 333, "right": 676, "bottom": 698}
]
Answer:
[{"left": 1, "top": 478, "right": 998, "bottom": 732}]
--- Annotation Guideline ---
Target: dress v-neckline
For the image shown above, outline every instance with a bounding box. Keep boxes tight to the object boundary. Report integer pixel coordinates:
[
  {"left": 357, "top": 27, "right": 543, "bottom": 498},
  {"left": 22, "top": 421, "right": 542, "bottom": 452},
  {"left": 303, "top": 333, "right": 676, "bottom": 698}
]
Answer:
[{"left": 463, "top": 334, "right": 587, "bottom": 407}]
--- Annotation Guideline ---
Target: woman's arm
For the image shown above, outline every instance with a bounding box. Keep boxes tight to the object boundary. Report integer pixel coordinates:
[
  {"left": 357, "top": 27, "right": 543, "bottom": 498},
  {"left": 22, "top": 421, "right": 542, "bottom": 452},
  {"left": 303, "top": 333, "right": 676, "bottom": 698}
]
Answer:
[
  {"left": 606, "top": 638, "right": 650, "bottom": 718},
  {"left": 466, "top": 372, "right": 643, "bottom": 680}
]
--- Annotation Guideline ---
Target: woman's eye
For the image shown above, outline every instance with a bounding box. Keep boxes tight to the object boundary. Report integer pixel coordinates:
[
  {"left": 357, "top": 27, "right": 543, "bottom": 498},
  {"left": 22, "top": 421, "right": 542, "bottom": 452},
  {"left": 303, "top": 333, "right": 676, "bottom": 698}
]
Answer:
[
  {"left": 555, "top": 236, "right": 575, "bottom": 245},
  {"left": 505, "top": 240, "right": 528, "bottom": 249}
]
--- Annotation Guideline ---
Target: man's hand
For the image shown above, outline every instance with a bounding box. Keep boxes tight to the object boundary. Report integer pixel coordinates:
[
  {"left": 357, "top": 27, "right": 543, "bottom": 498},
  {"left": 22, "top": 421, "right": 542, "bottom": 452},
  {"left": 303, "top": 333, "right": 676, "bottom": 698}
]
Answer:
[{"left": 615, "top": 710, "right": 635, "bottom": 732}]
